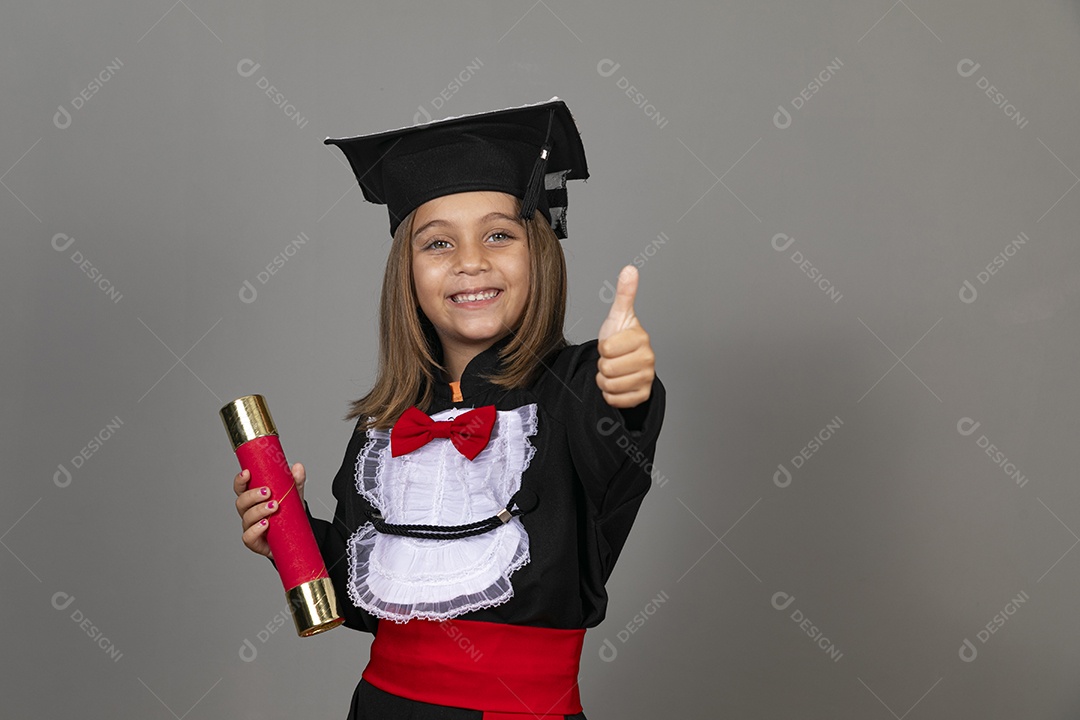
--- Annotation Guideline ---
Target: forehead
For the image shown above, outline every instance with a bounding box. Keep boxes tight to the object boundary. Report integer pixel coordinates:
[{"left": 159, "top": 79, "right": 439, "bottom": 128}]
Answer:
[{"left": 412, "top": 191, "right": 522, "bottom": 228}]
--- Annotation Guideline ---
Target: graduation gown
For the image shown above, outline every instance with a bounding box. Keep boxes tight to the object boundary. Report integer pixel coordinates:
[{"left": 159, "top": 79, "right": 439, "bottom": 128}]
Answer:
[{"left": 304, "top": 336, "right": 665, "bottom": 718}]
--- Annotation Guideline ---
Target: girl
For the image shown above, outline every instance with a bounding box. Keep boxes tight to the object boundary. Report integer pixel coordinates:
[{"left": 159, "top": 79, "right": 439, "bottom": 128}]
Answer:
[{"left": 233, "top": 98, "right": 665, "bottom": 719}]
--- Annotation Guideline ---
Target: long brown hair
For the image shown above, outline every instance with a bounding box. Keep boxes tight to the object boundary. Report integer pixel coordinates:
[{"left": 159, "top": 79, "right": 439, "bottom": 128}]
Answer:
[{"left": 345, "top": 200, "right": 568, "bottom": 431}]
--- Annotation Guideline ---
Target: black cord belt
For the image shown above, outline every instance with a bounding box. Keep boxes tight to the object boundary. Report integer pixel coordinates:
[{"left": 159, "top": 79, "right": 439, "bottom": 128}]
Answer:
[{"left": 369, "top": 489, "right": 538, "bottom": 540}]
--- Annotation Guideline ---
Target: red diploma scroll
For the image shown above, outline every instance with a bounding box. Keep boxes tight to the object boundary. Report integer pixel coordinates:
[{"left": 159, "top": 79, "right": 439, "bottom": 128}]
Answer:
[{"left": 220, "top": 394, "right": 344, "bottom": 637}]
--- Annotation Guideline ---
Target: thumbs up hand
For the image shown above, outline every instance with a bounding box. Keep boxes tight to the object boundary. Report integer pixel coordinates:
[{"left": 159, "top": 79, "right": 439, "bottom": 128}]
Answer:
[{"left": 596, "top": 265, "right": 656, "bottom": 408}]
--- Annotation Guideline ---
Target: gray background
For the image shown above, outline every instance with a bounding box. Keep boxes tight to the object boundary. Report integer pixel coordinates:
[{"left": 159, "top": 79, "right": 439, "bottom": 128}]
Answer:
[{"left": 3, "top": 1, "right": 1079, "bottom": 718}]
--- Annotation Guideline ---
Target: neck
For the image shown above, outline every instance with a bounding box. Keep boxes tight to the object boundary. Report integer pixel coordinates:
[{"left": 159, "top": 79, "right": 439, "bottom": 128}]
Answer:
[
  {"left": 440, "top": 341, "right": 495, "bottom": 383},
  {"left": 437, "top": 334, "right": 510, "bottom": 383},
  {"left": 441, "top": 346, "right": 477, "bottom": 383}
]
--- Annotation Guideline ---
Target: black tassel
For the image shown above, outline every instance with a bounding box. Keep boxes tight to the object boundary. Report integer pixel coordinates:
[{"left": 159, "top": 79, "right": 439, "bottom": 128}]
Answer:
[{"left": 519, "top": 108, "right": 555, "bottom": 221}]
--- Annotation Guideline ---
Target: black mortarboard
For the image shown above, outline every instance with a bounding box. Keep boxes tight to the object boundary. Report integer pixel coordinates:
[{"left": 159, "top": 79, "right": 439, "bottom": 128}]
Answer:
[{"left": 324, "top": 97, "right": 588, "bottom": 239}]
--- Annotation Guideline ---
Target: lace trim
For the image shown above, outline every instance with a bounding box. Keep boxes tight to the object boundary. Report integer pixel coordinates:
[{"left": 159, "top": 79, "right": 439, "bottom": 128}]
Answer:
[
  {"left": 355, "top": 423, "right": 386, "bottom": 509},
  {"left": 347, "top": 404, "right": 539, "bottom": 622},
  {"left": 347, "top": 521, "right": 531, "bottom": 623}
]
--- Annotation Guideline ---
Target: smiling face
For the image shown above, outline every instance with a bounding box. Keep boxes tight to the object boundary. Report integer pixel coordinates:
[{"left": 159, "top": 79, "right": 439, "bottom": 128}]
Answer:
[{"left": 410, "top": 191, "right": 531, "bottom": 376}]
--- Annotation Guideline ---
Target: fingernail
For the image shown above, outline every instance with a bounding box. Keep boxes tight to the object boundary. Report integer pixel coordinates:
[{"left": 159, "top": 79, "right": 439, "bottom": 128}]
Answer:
[
  {"left": 261, "top": 487, "right": 268, "bottom": 496},
  {"left": 267, "top": 501, "right": 275, "bottom": 510},
  {"left": 260, "top": 519, "right": 267, "bottom": 526}
]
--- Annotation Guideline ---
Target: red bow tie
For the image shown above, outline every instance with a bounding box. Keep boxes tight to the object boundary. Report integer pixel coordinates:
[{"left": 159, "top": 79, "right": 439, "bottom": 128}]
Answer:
[{"left": 390, "top": 405, "right": 497, "bottom": 461}]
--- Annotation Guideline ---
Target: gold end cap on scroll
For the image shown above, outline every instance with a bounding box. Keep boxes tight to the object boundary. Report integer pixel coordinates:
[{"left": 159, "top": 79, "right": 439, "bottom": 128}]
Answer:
[
  {"left": 286, "top": 577, "right": 345, "bottom": 637},
  {"left": 220, "top": 394, "right": 278, "bottom": 451}
]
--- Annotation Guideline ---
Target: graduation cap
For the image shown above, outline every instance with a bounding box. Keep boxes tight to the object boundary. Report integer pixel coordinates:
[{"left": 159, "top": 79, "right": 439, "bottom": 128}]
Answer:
[{"left": 324, "top": 97, "right": 588, "bottom": 239}]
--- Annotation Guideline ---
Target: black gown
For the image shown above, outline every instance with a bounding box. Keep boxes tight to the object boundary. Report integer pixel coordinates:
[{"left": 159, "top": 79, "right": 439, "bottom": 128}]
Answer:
[{"left": 303, "top": 335, "right": 666, "bottom": 719}]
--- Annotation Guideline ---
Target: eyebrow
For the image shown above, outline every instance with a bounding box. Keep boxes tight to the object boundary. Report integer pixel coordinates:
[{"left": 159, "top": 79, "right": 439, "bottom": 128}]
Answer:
[{"left": 411, "top": 212, "right": 524, "bottom": 242}]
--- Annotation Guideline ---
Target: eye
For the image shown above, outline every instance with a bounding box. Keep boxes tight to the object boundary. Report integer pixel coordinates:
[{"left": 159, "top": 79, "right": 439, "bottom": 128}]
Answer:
[
  {"left": 422, "top": 238, "right": 452, "bottom": 250},
  {"left": 486, "top": 231, "right": 515, "bottom": 243}
]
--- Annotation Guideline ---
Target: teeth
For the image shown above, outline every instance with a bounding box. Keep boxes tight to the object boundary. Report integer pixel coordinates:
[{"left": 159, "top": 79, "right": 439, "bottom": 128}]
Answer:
[{"left": 452, "top": 290, "right": 499, "bottom": 303}]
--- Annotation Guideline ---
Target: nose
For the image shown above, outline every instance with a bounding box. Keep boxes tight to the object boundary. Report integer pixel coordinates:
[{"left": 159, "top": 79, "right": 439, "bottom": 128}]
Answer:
[{"left": 453, "top": 238, "right": 488, "bottom": 275}]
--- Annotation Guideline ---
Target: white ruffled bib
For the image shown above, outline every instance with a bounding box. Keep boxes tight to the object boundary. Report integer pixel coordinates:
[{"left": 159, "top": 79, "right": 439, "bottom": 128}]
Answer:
[{"left": 346, "top": 404, "right": 538, "bottom": 623}]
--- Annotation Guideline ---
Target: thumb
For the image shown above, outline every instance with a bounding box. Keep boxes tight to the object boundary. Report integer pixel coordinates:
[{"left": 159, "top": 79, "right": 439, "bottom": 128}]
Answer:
[
  {"left": 600, "top": 266, "right": 639, "bottom": 340},
  {"left": 292, "top": 462, "right": 306, "bottom": 504}
]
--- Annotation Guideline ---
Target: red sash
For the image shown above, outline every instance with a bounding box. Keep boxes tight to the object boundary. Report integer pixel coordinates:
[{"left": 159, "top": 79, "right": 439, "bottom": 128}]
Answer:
[{"left": 362, "top": 618, "right": 586, "bottom": 718}]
